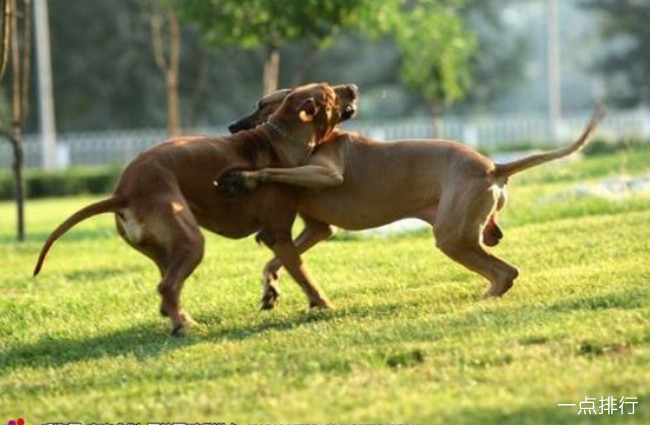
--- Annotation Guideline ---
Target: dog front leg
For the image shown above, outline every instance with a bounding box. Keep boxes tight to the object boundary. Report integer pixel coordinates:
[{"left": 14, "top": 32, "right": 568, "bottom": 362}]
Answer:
[
  {"left": 258, "top": 165, "right": 343, "bottom": 188},
  {"left": 258, "top": 218, "right": 334, "bottom": 310},
  {"left": 261, "top": 229, "right": 333, "bottom": 310},
  {"left": 217, "top": 164, "right": 344, "bottom": 193}
]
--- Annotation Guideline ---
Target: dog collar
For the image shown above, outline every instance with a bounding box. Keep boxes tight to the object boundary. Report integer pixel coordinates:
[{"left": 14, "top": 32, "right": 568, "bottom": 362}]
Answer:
[
  {"left": 267, "top": 120, "right": 317, "bottom": 151},
  {"left": 267, "top": 120, "right": 289, "bottom": 140}
]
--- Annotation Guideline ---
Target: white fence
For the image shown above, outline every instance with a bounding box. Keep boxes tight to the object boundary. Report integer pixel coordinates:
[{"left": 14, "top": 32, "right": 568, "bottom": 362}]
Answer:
[
  {"left": 349, "top": 107, "right": 650, "bottom": 149},
  {"left": 1, "top": 108, "right": 649, "bottom": 170}
]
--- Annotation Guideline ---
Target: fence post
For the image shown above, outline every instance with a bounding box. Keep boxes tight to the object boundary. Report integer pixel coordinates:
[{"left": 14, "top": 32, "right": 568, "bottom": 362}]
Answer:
[
  {"left": 462, "top": 123, "right": 478, "bottom": 147},
  {"left": 640, "top": 107, "right": 650, "bottom": 141}
]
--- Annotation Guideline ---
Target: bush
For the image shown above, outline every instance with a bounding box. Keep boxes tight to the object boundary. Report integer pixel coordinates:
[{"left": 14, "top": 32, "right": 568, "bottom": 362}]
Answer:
[
  {"left": 478, "top": 140, "right": 557, "bottom": 156},
  {"left": 583, "top": 137, "right": 646, "bottom": 156},
  {"left": 0, "top": 166, "right": 122, "bottom": 200},
  {"left": 479, "top": 137, "right": 649, "bottom": 157}
]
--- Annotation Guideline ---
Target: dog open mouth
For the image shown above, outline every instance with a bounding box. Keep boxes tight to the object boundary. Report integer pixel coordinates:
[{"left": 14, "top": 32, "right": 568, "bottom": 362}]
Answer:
[
  {"left": 342, "top": 103, "right": 357, "bottom": 121},
  {"left": 338, "top": 84, "right": 358, "bottom": 121}
]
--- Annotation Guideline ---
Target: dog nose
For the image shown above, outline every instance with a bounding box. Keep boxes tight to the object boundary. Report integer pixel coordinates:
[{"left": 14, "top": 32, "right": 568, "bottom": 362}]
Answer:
[{"left": 228, "top": 121, "right": 241, "bottom": 134}]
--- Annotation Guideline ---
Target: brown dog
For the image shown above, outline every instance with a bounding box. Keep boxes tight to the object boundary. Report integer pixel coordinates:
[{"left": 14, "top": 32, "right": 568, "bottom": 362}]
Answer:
[
  {"left": 33, "top": 83, "right": 358, "bottom": 335},
  {"left": 223, "top": 97, "right": 605, "bottom": 309}
]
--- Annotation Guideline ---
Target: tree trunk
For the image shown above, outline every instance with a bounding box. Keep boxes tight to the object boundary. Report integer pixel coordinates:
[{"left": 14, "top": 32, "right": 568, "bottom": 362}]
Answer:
[
  {"left": 187, "top": 49, "right": 210, "bottom": 126},
  {"left": 263, "top": 46, "right": 280, "bottom": 95},
  {"left": 166, "top": 10, "right": 180, "bottom": 136},
  {"left": 431, "top": 103, "right": 443, "bottom": 139},
  {"left": 8, "top": 0, "right": 28, "bottom": 242},
  {"left": 0, "top": 0, "right": 12, "bottom": 82},
  {"left": 150, "top": 9, "right": 181, "bottom": 137},
  {"left": 292, "top": 48, "right": 318, "bottom": 85},
  {"left": 166, "top": 74, "right": 179, "bottom": 137},
  {"left": 9, "top": 133, "right": 24, "bottom": 241}
]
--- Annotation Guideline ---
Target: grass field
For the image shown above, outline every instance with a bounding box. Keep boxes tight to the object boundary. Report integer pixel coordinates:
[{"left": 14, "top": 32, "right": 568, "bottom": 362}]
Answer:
[{"left": 1, "top": 146, "right": 650, "bottom": 424}]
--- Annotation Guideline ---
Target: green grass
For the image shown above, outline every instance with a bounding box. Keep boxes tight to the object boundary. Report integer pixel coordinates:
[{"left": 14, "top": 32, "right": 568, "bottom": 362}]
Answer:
[{"left": 1, "top": 146, "right": 650, "bottom": 424}]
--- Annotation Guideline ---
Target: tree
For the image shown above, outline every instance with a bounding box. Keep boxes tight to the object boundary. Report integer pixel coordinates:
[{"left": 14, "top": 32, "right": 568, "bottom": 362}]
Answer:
[
  {"left": 0, "top": 0, "right": 32, "bottom": 241},
  {"left": 149, "top": 4, "right": 181, "bottom": 136},
  {"left": 580, "top": 0, "right": 650, "bottom": 106},
  {"left": 392, "top": 1, "right": 476, "bottom": 137},
  {"left": 454, "top": 0, "right": 528, "bottom": 112},
  {"left": 177, "top": 0, "right": 375, "bottom": 94},
  {"left": 0, "top": 0, "right": 10, "bottom": 80}
]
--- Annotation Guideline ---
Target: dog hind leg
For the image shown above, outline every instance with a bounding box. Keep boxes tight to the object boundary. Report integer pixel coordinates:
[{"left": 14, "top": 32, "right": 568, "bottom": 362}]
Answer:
[
  {"left": 434, "top": 187, "right": 518, "bottom": 297},
  {"left": 118, "top": 200, "right": 204, "bottom": 335},
  {"left": 482, "top": 216, "right": 503, "bottom": 247}
]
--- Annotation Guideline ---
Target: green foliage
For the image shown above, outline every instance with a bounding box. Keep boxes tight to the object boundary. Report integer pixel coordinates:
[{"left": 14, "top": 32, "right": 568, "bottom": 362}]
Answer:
[
  {"left": 581, "top": 0, "right": 650, "bottom": 106},
  {"left": 478, "top": 138, "right": 649, "bottom": 159},
  {"left": 583, "top": 137, "right": 647, "bottom": 157},
  {"left": 392, "top": 1, "right": 477, "bottom": 107},
  {"left": 47, "top": 0, "right": 269, "bottom": 131},
  {"left": 506, "top": 143, "right": 650, "bottom": 187},
  {"left": 177, "top": 0, "right": 372, "bottom": 49},
  {"left": 48, "top": 0, "right": 162, "bottom": 131},
  {"left": 1, "top": 149, "right": 650, "bottom": 422},
  {"left": 37, "top": 0, "right": 530, "bottom": 130},
  {"left": 0, "top": 166, "right": 121, "bottom": 200},
  {"left": 454, "top": 0, "right": 528, "bottom": 111}
]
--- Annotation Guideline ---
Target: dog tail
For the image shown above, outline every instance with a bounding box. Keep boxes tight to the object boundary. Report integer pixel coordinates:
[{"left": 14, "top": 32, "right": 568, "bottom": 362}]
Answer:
[
  {"left": 494, "top": 105, "right": 606, "bottom": 180},
  {"left": 33, "top": 196, "right": 125, "bottom": 277}
]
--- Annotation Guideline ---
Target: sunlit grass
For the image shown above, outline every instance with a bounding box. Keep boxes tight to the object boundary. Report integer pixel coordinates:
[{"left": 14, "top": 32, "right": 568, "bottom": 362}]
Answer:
[{"left": 1, "top": 146, "right": 649, "bottom": 424}]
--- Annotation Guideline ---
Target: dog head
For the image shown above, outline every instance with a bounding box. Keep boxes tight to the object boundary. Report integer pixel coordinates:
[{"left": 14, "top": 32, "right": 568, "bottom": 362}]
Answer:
[
  {"left": 228, "top": 88, "right": 292, "bottom": 134},
  {"left": 228, "top": 83, "right": 358, "bottom": 135}
]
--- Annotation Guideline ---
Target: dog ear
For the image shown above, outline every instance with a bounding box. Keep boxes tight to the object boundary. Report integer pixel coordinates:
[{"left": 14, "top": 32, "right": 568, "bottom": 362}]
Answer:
[{"left": 298, "top": 98, "right": 318, "bottom": 122}]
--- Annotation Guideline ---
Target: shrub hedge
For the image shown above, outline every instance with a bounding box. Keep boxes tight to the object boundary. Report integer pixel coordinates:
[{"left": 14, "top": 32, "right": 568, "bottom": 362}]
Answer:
[
  {"left": 0, "top": 166, "right": 122, "bottom": 200},
  {"left": 0, "top": 138, "right": 646, "bottom": 200},
  {"left": 479, "top": 137, "right": 648, "bottom": 157}
]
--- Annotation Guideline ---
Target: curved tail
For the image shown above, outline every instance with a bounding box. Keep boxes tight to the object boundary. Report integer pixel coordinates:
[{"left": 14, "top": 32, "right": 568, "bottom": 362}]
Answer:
[
  {"left": 494, "top": 105, "right": 606, "bottom": 180},
  {"left": 33, "top": 196, "right": 125, "bottom": 276}
]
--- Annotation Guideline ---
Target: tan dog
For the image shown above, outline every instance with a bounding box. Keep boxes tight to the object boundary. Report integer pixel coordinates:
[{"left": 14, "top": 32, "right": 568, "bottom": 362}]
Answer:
[
  {"left": 223, "top": 97, "right": 605, "bottom": 309},
  {"left": 33, "top": 83, "right": 358, "bottom": 335}
]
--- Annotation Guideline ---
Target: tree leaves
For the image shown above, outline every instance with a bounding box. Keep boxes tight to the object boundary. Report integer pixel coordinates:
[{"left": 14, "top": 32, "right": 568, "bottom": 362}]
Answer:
[
  {"left": 393, "top": 1, "right": 476, "bottom": 107},
  {"left": 581, "top": 0, "right": 650, "bottom": 105}
]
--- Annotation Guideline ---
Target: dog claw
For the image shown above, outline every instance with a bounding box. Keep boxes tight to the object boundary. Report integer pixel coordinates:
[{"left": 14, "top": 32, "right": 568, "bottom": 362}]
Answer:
[
  {"left": 260, "top": 301, "right": 276, "bottom": 310},
  {"left": 171, "top": 324, "right": 186, "bottom": 337},
  {"left": 169, "top": 311, "right": 199, "bottom": 336}
]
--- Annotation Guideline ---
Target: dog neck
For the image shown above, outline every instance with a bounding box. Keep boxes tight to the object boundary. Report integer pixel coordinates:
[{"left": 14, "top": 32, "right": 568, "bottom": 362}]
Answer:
[
  {"left": 260, "top": 120, "right": 315, "bottom": 167},
  {"left": 223, "top": 126, "right": 279, "bottom": 169}
]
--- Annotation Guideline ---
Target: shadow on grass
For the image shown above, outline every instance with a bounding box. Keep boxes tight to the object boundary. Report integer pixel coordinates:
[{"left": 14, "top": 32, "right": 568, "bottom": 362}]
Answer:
[
  {"left": 0, "top": 310, "right": 341, "bottom": 373},
  {"left": 548, "top": 288, "right": 647, "bottom": 312},
  {"left": 63, "top": 265, "right": 148, "bottom": 282},
  {"left": 2, "top": 287, "right": 646, "bottom": 374},
  {"left": 0, "top": 297, "right": 444, "bottom": 374}
]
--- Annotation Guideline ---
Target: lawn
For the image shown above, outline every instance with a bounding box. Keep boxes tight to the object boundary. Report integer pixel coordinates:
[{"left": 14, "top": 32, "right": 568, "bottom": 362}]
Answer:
[{"left": 1, "top": 146, "right": 649, "bottom": 424}]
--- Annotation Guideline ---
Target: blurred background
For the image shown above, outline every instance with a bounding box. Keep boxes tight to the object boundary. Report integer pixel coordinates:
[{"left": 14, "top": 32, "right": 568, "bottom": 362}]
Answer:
[{"left": 0, "top": 0, "right": 649, "bottom": 239}]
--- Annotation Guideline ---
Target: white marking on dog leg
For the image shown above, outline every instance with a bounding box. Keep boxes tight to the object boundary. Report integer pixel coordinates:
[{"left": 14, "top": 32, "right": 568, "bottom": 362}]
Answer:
[
  {"left": 119, "top": 210, "right": 144, "bottom": 244},
  {"left": 171, "top": 201, "right": 185, "bottom": 214}
]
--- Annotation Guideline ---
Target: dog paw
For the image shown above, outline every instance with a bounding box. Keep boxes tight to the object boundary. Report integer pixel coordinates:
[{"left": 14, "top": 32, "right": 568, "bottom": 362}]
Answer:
[
  {"left": 169, "top": 311, "right": 199, "bottom": 336},
  {"left": 309, "top": 298, "right": 335, "bottom": 310},
  {"left": 261, "top": 285, "right": 280, "bottom": 310},
  {"left": 482, "top": 280, "right": 514, "bottom": 298},
  {"left": 215, "top": 171, "right": 258, "bottom": 195},
  {"left": 171, "top": 323, "right": 187, "bottom": 337}
]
